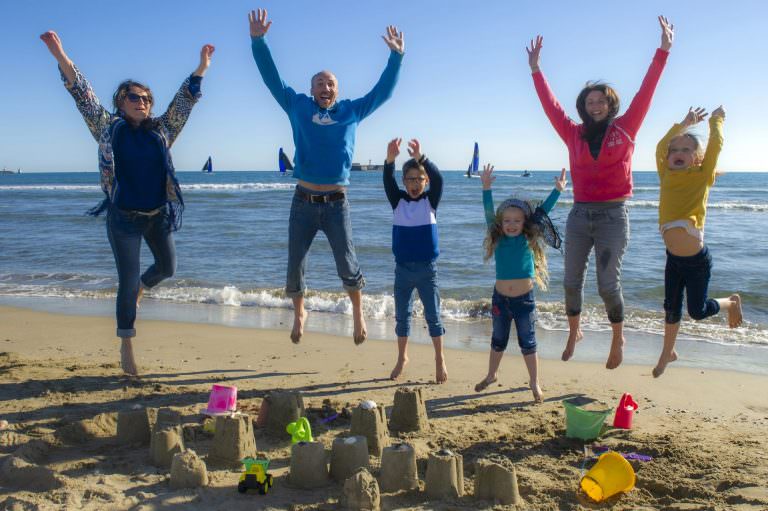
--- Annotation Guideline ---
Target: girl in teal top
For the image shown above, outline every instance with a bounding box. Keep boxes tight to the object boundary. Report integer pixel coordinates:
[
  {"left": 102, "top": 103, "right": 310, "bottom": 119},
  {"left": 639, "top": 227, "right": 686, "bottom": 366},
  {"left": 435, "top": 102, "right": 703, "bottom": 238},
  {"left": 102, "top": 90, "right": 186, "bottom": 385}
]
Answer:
[{"left": 475, "top": 165, "right": 567, "bottom": 403}]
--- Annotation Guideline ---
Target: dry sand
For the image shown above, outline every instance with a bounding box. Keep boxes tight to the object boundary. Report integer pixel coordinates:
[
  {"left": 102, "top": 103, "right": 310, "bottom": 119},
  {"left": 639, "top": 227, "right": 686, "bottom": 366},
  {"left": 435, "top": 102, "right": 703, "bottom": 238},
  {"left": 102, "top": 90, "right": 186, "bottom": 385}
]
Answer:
[{"left": 1, "top": 305, "right": 767, "bottom": 510}]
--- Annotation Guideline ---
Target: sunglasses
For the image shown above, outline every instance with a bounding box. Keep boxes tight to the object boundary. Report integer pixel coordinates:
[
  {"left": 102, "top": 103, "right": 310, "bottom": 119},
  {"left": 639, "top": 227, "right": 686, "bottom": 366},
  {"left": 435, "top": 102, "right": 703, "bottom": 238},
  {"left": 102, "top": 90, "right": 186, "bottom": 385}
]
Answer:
[{"left": 125, "top": 92, "right": 152, "bottom": 105}]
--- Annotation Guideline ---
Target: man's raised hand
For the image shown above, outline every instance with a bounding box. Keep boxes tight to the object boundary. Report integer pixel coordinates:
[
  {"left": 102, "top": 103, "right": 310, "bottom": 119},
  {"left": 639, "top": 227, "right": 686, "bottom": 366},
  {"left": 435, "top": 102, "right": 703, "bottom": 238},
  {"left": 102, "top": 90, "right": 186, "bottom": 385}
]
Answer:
[
  {"left": 249, "top": 9, "right": 272, "bottom": 38},
  {"left": 382, "top": 25, "right": 404, "bottom": 54}
]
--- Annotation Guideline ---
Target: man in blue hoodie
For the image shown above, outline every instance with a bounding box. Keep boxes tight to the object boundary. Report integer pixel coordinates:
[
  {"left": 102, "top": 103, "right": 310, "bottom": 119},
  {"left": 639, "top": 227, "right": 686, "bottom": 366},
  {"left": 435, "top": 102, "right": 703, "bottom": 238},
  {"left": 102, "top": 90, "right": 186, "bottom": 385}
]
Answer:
[{"left": 249, "top": 8, "right": 404, "bottom": 346}]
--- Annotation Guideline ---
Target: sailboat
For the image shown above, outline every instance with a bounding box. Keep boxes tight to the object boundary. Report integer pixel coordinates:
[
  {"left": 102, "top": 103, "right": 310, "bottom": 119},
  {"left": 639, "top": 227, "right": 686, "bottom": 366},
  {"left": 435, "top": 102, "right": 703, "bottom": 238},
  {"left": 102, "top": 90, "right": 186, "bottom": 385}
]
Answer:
[
  {"left": 278, "top": 147, "right": 293, "bottom": 176},
  {"left": 521, "top": 169, "right": 531, "bottom": 177},
  {"left": 201, "top": 156, "right": 213, "bottom": 173},
  {"left": 466, "top": 142, "right": 480, "bottom": 178}
]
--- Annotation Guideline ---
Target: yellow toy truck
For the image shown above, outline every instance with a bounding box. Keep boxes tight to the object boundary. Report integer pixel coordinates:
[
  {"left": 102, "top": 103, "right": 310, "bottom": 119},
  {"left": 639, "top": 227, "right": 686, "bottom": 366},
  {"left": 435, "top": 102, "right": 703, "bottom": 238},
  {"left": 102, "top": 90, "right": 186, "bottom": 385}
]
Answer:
[{"left": 237, "top": 457, "right": 273, "bottom": 495}]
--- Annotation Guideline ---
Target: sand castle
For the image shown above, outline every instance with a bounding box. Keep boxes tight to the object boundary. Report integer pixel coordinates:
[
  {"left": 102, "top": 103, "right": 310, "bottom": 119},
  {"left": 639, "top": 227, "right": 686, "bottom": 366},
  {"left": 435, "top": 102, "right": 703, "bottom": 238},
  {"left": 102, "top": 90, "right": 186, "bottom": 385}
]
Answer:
[
  {"left": 350, "top": 402, "right": 389, "bottom": 456},
  {"left": 388, "top": 387, "right": 429, "bottom": 432},
  {"left": 207, "top": 414, "right": 257, "bottom": 468},
  {"left": 330, "top": 435, "right": 370, "bottom": 483}
]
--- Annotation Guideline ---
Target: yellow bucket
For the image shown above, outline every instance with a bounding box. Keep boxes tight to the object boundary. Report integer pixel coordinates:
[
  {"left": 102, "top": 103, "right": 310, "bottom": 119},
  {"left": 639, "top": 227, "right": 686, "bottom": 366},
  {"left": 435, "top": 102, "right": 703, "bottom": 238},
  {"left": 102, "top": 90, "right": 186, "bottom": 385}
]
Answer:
[{"left": 580, "top": 451, "right": 636, "bottom": 502}]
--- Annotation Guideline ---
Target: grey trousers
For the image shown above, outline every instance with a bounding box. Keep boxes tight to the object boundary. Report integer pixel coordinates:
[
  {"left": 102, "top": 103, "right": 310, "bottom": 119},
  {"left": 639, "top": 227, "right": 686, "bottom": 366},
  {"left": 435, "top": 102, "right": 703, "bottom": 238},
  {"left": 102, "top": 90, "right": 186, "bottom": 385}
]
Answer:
[{"left": 563, "top": 202, "right": 629, "bottom": 324}]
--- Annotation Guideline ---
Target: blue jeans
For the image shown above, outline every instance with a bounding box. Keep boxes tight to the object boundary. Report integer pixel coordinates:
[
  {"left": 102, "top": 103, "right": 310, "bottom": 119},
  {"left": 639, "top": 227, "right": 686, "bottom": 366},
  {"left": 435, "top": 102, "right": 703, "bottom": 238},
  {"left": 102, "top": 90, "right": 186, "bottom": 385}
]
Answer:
[
  {"left": 107, "top": 206, "right": 176, "bottom": 338},
  {"left": 491, "top": 289, "right": 537, "bottom": 354},
  {"left": 394, "top": 260, "right": 445, "bottom": 338},
  {"left": 286, "top": 186, "right": 364, "bottom": 297},
  {"left": 664, "top": 245, "right": 720, "bottom": 324}
]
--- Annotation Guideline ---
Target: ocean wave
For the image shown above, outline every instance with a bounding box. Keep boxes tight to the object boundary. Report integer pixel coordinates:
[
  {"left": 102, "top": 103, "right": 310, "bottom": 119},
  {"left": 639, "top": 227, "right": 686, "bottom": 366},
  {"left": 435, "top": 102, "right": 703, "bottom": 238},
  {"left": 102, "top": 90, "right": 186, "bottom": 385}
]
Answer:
[
  {"left": 181, "top": 183, "right": 295, "bottom": 192},
  {"left": 2, "top": 282, "right": 766, "bottom": 347},
  {"left": 549, "top": 198, "right": 768, "bottom": 212},
  {"left": 626, "top": 200, "right": 768, "bottom": 212},
  {"left": 0, "top": 185, "right": 99, "bottom": 191},
  {"left": 0, "top": 183, "right": 296, "bottom": 193}
]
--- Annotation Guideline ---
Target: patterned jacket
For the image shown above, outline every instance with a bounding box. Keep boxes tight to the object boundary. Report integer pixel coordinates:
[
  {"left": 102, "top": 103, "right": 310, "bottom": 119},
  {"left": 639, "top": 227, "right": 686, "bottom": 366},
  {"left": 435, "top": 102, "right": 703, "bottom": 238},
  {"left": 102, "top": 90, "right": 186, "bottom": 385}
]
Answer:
[{"left": 61, "top": 65, "right": 201, "bottom": 230}]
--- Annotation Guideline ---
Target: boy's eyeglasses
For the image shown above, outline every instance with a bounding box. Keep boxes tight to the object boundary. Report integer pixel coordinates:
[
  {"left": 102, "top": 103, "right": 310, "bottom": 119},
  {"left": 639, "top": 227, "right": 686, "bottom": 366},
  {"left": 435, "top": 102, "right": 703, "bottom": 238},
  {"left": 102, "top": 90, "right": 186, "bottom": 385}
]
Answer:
[
  {"left": 126, "top": 92, "right": 152, "bottom": 105},
  {"left": 405, "top": 177, "right": 427, "bottom": 183}
]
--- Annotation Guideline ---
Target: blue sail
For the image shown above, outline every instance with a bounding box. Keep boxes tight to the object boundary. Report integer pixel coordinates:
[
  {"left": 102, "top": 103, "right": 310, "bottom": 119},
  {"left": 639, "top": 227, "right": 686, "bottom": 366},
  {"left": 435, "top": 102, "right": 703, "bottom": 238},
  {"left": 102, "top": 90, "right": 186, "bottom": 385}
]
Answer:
[
  {"left": 201, "top": 156, "right": 212, "bottom": 173},
  {"left": 467, "top": 142, "right": 480, "bottom": 177},
  {"left": 278, "top": 147, "right": 293, "bottom": 174}
]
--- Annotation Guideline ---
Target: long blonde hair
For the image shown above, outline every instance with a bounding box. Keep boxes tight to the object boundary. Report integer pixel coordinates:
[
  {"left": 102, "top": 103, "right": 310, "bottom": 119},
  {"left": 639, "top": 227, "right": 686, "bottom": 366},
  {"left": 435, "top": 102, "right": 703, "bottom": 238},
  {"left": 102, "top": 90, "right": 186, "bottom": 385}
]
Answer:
[{"left": 483, "top": 205, "right": 550, "bottom": 291}]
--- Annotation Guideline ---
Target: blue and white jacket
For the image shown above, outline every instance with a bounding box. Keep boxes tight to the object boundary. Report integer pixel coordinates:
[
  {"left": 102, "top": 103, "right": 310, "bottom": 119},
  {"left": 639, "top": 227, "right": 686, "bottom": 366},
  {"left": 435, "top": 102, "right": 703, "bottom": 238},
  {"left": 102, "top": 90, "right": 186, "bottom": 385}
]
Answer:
[{"left": 383, "top": 158, "right": 443, "bottom": 263}]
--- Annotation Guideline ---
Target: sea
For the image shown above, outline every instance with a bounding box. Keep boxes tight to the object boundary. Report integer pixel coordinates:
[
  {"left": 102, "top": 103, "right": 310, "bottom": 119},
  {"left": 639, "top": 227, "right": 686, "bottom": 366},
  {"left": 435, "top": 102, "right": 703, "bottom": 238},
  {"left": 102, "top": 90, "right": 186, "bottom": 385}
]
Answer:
[{"left": 1, "top": 170, "right": 766, "bottom": 374}]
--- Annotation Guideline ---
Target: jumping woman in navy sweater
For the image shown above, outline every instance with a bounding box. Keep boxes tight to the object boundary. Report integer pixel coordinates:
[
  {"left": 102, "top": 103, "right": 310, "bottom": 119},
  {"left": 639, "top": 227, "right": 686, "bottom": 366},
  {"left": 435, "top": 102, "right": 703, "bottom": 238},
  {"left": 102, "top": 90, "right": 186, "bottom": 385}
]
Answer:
[{"left": 41, "top": 30, "right": 214, "bottom": 375}]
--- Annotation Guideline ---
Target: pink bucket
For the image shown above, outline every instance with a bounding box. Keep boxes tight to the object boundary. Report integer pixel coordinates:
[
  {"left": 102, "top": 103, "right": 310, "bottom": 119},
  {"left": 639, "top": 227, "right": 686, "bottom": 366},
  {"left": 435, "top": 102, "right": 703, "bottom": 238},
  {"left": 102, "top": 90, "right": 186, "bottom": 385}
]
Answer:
[{"left": 202, "top": 384, "right": 237, "bottom": 416}]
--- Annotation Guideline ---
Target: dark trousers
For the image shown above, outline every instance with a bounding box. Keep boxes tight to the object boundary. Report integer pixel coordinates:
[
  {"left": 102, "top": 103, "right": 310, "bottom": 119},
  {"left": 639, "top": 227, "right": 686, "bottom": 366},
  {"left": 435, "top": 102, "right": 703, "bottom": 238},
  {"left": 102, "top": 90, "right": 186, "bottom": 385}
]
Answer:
[
  {"left": 107, "top": 207, "right": 176, "bottom": 338},
  {"left": 664, "top": 245, "right": 720, "bottom": 324}
]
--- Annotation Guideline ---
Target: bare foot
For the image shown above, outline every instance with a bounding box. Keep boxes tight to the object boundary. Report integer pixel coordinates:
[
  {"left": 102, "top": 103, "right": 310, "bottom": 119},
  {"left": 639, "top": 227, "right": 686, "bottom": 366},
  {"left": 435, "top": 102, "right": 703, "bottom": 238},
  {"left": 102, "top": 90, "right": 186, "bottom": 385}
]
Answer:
[
  {"left": 530, "top": 381, "right": 543, "bottom": 403},
  {"left": 606, "top": 335, "right": 625, "bottom": 369},
  {"left": 474, "top": 376, "right": 497, "bottom": 393},
  {"left": 435, "top": 357, "right": 448, "bottom": 384},
  {"left": 652, "top": 350, "right": 678, "bottom": 378},
  {"left": 136, "top": 287, "right": 144, "bottom": 309},
  {"left": 728, "top": 294, "right": 743, "bottom": 328},
  {"left": 290, "top": 308, "right": 308, "bottom": 344},
  {"left": 561, "top": 328, "right": 583, "bottom": 361},
  {"left": 353, "top": 313, "right": 367, "bottom": 345},
  {"left": 390, "top": 356, "right": 409, "bottom": 380},
  {"left": 120, "top": 338, "right": 138, "bottom": 376}
]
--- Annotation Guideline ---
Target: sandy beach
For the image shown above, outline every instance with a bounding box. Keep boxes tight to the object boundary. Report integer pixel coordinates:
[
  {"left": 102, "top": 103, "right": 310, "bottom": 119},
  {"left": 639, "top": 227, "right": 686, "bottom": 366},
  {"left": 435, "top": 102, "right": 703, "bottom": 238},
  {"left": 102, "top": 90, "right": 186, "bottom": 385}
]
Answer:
[{"left": 1, "top": 304, "right": 767, "bottom": 510}]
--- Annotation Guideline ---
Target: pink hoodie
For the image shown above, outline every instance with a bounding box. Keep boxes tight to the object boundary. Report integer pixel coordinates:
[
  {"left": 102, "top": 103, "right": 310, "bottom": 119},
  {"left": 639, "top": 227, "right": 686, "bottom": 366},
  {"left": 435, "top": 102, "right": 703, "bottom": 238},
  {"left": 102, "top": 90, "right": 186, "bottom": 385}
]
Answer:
[{"left": 532, "top": 49, "right": 669, "bottom": 202}]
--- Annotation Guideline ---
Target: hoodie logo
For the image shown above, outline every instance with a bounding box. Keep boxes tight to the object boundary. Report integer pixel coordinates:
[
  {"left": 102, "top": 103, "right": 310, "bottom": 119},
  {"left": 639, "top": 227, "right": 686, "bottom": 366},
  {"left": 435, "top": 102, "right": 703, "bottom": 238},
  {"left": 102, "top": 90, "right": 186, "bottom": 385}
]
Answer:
[{"left": 312, "top": 111, "right": 338, "bottom": 126}]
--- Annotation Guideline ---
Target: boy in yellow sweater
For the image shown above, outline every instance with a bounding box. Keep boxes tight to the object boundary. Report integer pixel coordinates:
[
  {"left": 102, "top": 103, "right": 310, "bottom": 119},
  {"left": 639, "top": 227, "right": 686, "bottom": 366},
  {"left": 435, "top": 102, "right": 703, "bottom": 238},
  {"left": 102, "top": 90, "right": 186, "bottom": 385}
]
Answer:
[{"left": 654, "top": 106, "right": 743, "bottom": 377}]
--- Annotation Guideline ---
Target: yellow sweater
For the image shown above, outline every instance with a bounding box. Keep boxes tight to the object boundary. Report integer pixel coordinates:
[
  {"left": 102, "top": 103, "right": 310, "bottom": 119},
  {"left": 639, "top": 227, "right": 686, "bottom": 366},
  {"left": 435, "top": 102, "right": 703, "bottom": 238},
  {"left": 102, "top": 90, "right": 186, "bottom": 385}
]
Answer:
[{"left": 657, "top": 117, "right": 724, "bottom": 229}]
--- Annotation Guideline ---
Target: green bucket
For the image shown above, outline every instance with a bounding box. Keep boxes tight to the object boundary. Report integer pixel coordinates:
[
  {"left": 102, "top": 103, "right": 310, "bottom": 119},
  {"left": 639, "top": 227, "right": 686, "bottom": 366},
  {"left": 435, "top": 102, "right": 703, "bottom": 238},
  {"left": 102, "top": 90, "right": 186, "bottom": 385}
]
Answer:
[{"left": 563, "top": 401, "right": 611, "bottom": 441}]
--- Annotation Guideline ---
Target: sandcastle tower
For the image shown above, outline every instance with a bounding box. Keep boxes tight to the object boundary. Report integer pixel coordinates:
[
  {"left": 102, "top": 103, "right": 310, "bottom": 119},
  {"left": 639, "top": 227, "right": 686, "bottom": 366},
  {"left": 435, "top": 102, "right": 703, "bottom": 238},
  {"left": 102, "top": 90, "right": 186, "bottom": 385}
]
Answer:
[
  {"left": 425, "top": 449, "right": 464, "bottom": 499},
  {"left": 350, "top": 403, "right": 389, "bottom": 456},
  {"left": 289, "top": 441, "right": 330, "bottom": 489},
  {"left": 341, "top": 468, "right": 381, "bottom": 511},
  {"left": 474, "top": 458, "right": 521, "bottom": 505},
  {"left": 388, "top": 387, "right": 429, "bottom": 432},
  {"left": 150, "top": 408, "right": 184, "bottom": 468},
  {"left": 170, "top": 449, "right": 209, "bottom": 489},
  {"left": 207, "top": 414, "right": 257, "bottom": 468},
  {"left": 117, "top": 407, "right": 156, "bottom": 445},
  {"left": 264, "top": 391, "right": 305, "bottom": 437},
  {"left": 378, "top": 443, "right": 419, "bottom": 492},
  {"left": 330, "top": 436, "right": 370, "bottom": 483}
]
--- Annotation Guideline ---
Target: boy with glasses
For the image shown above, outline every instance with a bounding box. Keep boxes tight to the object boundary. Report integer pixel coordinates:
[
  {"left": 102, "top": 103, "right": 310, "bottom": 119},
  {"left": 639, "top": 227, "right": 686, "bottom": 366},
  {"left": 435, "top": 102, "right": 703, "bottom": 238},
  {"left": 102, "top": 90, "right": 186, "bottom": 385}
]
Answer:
[{"left": 383, "top": 138, "right": 447, "bottom": 384}]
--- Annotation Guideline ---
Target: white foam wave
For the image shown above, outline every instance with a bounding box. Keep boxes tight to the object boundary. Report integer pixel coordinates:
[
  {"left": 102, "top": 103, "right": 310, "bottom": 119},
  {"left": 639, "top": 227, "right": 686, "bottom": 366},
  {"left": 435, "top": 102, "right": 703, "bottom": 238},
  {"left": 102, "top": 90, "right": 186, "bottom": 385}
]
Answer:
[
  {"left": 627, "top": 200, "right": 768, "bottom": 212},
  {"left": 0, "top": 185, "right": 99, "bottom": 191},
  {"left": 0, "top": 182, "right": 296, "bottom": 193},
  {"left": 3, "top": 283, "right": 766, "bottom": 347},
  {"left": 181, "top": 183, "right": 295, "bottom": 192}
]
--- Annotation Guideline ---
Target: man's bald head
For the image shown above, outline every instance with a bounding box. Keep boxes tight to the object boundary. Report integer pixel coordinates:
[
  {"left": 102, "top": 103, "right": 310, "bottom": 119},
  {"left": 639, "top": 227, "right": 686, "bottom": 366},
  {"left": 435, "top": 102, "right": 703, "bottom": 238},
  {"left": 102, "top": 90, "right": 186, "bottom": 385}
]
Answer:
[{"left": 311, "top": 70, "right": 338, "bottom": 109}]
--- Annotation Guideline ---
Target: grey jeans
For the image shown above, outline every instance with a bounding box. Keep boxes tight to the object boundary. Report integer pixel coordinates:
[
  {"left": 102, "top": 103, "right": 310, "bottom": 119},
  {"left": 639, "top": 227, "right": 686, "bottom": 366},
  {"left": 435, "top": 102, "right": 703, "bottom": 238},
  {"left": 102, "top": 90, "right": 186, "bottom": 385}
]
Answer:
[{"left": 563, "top": 202, "right": 629, "bottom": 324}]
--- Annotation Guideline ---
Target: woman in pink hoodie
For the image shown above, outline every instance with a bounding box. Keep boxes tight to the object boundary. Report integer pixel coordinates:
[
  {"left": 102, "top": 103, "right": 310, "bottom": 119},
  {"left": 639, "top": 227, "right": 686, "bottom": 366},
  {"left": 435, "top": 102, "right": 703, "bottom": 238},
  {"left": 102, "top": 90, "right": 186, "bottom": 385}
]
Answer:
[{"left": 526, "top": 16, "right": 674, "bottom": 369}]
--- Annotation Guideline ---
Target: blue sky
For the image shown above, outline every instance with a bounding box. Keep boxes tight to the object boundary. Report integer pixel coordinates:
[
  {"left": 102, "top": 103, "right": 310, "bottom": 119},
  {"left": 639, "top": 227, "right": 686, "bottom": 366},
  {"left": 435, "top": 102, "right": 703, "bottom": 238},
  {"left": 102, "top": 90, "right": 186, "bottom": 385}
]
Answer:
[{"left": 3, "top": 0, "right": 767, "bottom": 172}]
